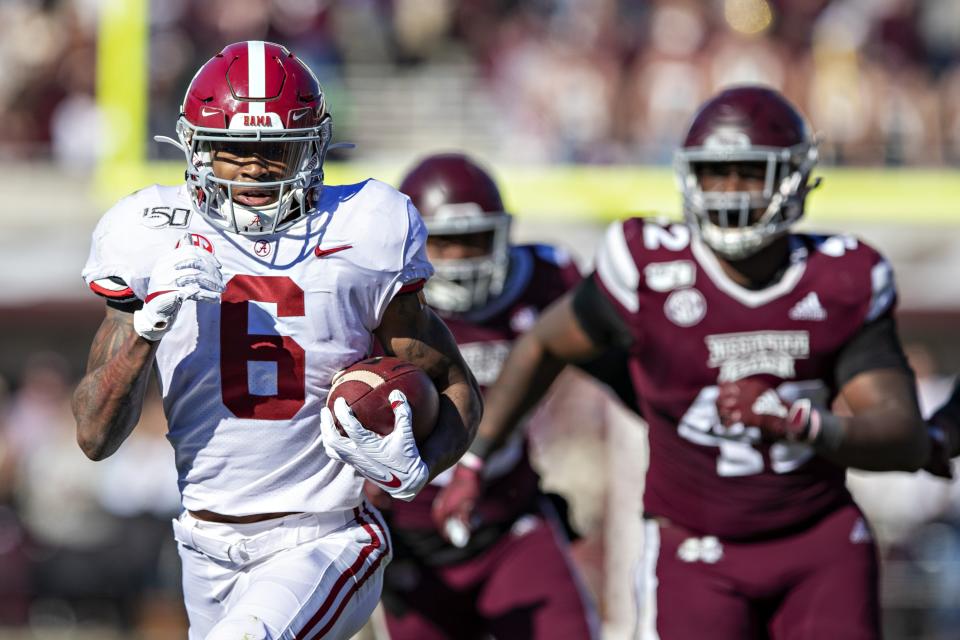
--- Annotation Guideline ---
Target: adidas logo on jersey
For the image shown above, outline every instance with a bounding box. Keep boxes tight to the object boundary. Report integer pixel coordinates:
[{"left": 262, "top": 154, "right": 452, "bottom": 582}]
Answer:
[{"left": 788, "top": 292, "right": 827, "bottom": 321}]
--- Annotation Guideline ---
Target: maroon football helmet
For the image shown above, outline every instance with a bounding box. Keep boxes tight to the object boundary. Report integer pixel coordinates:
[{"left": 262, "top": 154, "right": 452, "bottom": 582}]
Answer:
[
  {"left": 399, "top": 153, "right": 512, "bottom": 312},
  {"left": 674, "top": 86, "right": 820, "bottom": 259},
  {"left": 168, "top": 41, "right": 332, "bottom": 236}
]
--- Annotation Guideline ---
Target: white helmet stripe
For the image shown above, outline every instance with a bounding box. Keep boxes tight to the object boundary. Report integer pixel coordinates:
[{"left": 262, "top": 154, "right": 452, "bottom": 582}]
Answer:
[{"left": 247, "top": 40, "right": 266, "bottom": 115}]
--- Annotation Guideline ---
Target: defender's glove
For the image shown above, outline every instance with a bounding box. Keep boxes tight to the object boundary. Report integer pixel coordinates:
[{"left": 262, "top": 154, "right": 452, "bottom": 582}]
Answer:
[
  {"left": 431, "top": 453, "right": 484, "bottom": 548},
  {"left": 134, "top": 233, "right": 224, "bottom": 341},
  {"left": 717, "top": 378, "right": 820, "bottom": 443},
  {"left": 320, "top": 390, "right": 429, "bottom": 501}
]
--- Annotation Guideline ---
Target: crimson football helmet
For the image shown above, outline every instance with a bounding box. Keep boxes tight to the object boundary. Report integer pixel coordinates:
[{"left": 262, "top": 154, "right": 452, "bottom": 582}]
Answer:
[
  {"left": 167, "top": 41, "right": 332, "bottom": 236},
  {"left": 399, "top": 154, "right": 511, "bottom": 313},
  {"left": 674, "top": 86, "right": 820, "bottom": 259}
]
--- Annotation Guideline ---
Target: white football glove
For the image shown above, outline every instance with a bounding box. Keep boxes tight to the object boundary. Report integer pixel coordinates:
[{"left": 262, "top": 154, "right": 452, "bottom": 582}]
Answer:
[
  {"left": 133, "top": 233, "right": 224, "bottom": 342},
  {"left": 320, "top": 390, "right": 430, "bottom": 501}
]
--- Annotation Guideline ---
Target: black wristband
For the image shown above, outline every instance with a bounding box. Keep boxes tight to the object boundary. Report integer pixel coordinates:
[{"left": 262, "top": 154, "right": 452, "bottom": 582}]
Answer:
[
  {"left": 931, "top": 409, "right": 960, "bottom": 458},
  {"left": 467, "top": 435, "right": 497, "bottom": 461},
  {"left": 812, "top": 409, "right": 845, "bottom": 454}
]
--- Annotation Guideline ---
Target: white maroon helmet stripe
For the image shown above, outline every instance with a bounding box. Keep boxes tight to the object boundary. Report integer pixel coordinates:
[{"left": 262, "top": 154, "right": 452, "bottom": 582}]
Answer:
[{"left": 247, "top": 40, "right": 266, "bottom": 115}]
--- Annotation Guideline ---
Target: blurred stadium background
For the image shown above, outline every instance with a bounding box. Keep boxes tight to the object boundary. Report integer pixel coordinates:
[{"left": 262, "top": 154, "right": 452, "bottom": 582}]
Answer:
[{"left": 1, "top": 0, "right": 959, "bottom": 638}]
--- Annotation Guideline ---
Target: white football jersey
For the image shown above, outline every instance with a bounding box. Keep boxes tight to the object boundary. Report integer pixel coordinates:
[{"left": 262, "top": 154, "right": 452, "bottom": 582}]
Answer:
[{"left": 82, "top": 180, "right": 434, "bottom": 516}]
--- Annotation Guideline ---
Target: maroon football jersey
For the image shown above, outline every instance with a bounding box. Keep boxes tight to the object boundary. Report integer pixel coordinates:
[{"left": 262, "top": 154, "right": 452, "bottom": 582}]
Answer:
[
  {"left": 389, "top": 244, "right": 582, "bottom": 532},
  {"left": 594, "top": 218, "right": 896, "bottom": 540}
]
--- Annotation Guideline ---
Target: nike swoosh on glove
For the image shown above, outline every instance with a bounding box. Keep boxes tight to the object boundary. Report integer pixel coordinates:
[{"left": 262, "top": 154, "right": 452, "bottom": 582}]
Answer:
[
  {"left": 320, "top": 390, "right": 430, "bottom": 501},
  {"left": 717, "top": 378, "right": 820, "bottom": 443},
  {"left": 134, "top": 232, "right": 225, "bottom": 341}
]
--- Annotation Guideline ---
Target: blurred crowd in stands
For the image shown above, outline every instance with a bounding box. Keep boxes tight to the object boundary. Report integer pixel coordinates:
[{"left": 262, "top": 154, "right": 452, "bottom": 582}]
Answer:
[
  {"left": 2, "top": 0, "right": 960, "bottom": 165},
  {"left": 2, "top": 0, "right": 960, "bottom": 637},
  {"left": 0, "top": 352, "right": 186, "bottom": 636}
]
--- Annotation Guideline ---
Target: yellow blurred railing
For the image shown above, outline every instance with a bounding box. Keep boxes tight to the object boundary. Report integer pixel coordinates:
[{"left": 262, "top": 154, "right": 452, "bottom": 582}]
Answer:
[{"left": 95, "top": 162, "right": 960, "bottom": 225}]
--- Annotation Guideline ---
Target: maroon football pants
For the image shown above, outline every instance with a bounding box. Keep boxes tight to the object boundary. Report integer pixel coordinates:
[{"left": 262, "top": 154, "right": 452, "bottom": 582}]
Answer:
[
  {"left": 637, "top": 503, "right": 881, "bottom": 640},
  {"left": 382, "top": 514, "right": 598, "bottom": 640}
]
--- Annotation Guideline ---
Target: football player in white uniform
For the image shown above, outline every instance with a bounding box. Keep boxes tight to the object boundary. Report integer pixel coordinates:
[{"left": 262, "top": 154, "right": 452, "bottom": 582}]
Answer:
[{"left": 72, "top": 41, "right": 482, "bottom": 640}]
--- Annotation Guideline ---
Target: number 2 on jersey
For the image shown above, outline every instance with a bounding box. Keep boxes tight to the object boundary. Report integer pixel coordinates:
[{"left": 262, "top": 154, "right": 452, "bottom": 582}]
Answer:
[{"left": 220, "top": 275, "right": 306, "bottom": 420}]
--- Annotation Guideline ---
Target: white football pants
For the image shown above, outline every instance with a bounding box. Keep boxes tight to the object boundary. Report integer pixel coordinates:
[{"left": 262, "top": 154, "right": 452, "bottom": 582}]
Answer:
[{"left": 173, "top": 504, "right": 391, "bottom": 640}]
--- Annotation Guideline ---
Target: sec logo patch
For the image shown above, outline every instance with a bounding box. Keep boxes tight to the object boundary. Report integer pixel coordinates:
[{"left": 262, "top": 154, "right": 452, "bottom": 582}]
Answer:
[{"left": 664, "top": 288, "right": 706, "bottom": 327}]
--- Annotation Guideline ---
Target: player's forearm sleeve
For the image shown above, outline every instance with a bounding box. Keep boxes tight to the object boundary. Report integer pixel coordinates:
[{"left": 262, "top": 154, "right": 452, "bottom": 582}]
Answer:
[
  {"left": 931, "top": 381, "right": 960, "bottom": 457},
  {"left": 833, "top": 313, "right": 910, "bottom": 388},
  {"left": 571, "top": 273, "right": 634, "bottom": 350}
]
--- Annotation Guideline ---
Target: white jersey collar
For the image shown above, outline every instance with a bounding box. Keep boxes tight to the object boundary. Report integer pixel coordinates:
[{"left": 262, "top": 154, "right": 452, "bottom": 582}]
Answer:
[{"left": 690, "top": 235, "right": 807, "bottom": 308}]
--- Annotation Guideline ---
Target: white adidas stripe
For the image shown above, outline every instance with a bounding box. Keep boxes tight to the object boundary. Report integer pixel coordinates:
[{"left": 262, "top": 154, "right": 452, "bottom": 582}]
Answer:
[
  {"left": 867, "top": 259, "right": 895, "bottom": 322},
  {"left": 596, "top": 221, "right": 640, "bottom": 313},
  {"left": 247, "top": 40, "right": 266, "bottom": 114}
]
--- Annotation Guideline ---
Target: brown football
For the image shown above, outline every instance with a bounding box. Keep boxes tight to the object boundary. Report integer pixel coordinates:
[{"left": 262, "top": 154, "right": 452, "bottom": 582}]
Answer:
[{"left": 326, "top": 356, "right": 439, "bottom": 444}]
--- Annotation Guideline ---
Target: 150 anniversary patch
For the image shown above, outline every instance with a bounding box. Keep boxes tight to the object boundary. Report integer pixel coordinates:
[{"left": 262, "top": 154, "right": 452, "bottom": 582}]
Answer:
[{"left": 141, "top": 206, "right": 191, "bottom": 228}]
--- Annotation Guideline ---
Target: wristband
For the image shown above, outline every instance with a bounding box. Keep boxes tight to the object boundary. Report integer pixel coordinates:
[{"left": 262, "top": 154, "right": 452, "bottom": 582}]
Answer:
[
  {"left": 930, "top": 417, "right": 960, "bottom": 459},
  {"left": 811, "top": 408, "right": 845, "bottom": 454},
  {"left": 467, "top": 435, "right": 496, "bottom": 461},
  {"left": 459, "top": 451, "right": 485, "bottom": 472},
  {"left": 931, "top": 403, "right": 960, "bottom": 456}
]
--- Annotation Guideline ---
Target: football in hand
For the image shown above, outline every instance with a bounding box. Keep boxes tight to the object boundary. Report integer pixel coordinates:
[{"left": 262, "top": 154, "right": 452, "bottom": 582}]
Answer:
[{"left": 327, "top": 356, "right": 439, "bottom": 444}]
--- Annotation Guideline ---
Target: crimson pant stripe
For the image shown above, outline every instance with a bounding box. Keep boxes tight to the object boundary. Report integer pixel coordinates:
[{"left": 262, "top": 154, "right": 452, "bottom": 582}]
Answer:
[
  {"left": 294, "top": 506, "right": 389, "bottom": 640},
  {"left": 309, "top": 505, "right": 391, "bottom": 639}
]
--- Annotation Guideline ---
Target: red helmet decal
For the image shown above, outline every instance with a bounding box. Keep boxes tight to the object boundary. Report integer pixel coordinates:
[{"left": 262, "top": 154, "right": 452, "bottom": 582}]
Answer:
[
  {"left": 182, "top": 41, "right": 324, "bottom": 130},
  {"left": 223, "top": 44, "right": 287, "bottom": 101},
  {"left": 173, "top": 41, "right": 332, "bottom": 238}
]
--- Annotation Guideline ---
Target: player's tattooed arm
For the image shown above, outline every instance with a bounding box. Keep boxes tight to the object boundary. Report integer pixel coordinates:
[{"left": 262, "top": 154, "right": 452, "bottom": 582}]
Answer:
[
  {"left": 72, "top": 306, "right": 159, "bottom": 460},
  {"left": 375, "top": 292, "right": 483, "bottom": 480}
]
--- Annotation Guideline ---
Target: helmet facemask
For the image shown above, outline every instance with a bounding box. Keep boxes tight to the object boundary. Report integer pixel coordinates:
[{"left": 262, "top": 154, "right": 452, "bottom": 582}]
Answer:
[
  {"left": 675, "top": 141, "right": 819, "bottom": 260},
  {"left": 177, "top": 115, "right": 332, "bottom": 236},
  {"left": 422, "top": 204, "right": 512, "bottom": 313}
]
